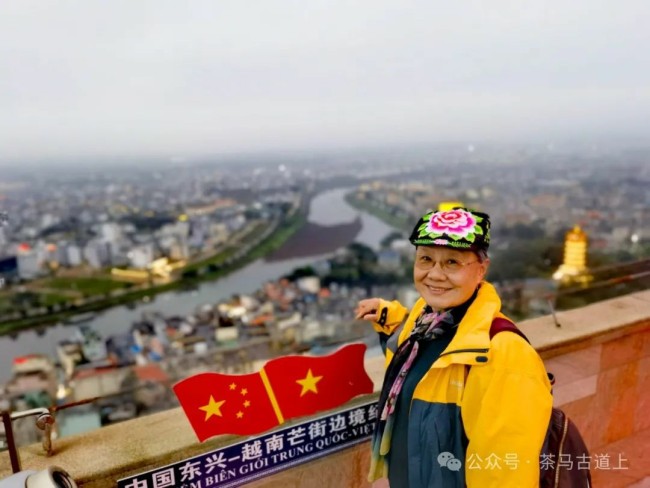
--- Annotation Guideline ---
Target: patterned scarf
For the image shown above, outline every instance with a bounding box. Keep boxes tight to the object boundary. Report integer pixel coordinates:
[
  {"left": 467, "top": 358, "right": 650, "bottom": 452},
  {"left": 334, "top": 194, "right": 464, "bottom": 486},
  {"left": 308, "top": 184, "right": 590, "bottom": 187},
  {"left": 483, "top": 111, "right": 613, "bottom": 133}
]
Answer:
[{"left": 369, "top": 306, "right": 456, "bottom": 478}]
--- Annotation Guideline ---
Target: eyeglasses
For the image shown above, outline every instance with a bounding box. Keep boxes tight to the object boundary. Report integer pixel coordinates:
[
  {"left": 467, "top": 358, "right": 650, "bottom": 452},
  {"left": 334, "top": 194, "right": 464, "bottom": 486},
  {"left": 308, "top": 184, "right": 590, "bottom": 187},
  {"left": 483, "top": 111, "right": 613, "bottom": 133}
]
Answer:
[{"left": 414, "top": 255, "right": 479, "bottom": 274}]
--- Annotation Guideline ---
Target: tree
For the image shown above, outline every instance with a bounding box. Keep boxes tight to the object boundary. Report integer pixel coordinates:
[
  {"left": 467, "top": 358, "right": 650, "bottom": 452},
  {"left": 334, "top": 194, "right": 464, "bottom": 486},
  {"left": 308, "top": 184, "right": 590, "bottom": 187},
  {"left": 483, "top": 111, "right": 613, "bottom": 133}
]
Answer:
[
  {"left": 347, "top": 242, "right": 377, "bottom": 263},
  {"left": 488, "top": 239, "right": 557, "bottom": 282},
  {"left": 380, "top": 231, "right": 405, "bottom": 249},
  {"left": 285, "top": 266, "right": 316, "bottom": 281}
]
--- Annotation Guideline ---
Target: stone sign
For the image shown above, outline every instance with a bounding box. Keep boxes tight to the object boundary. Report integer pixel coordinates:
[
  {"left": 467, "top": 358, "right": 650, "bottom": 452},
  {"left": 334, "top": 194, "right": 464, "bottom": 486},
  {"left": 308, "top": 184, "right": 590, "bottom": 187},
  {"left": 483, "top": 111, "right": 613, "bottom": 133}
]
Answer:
[{"left": 118, "top": 401, "right": 377, "bottom": 488}]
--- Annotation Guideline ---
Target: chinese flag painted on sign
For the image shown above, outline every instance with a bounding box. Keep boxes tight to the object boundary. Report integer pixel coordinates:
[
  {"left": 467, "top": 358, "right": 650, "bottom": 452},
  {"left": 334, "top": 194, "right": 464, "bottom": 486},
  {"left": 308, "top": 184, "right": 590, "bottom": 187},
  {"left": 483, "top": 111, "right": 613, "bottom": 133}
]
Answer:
[
  {"left": 173, "top": 371, "right": 279, "bottom": 441},
  {"left": 173, "top": 343, "right": 373, "bottom": 442}
]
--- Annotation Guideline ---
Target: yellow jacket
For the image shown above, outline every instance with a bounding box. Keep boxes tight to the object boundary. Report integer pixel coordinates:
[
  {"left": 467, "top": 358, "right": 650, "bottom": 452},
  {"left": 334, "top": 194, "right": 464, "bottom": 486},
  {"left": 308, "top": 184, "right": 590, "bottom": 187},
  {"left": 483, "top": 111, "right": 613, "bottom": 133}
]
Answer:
[{"left": 371, "top": 282, "right": 553, "bottom": 487}]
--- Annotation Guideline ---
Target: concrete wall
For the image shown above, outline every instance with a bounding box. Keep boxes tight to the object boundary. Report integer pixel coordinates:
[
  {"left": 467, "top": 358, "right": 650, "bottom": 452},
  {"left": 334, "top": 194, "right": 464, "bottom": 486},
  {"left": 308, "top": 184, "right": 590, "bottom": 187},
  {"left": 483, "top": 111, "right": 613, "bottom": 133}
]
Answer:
[
  {"left": 248, "top": 443, "right": 372, "bottom": 488},
  {"left": 547, "top": 322, "right": 649, "bottom": 451}
]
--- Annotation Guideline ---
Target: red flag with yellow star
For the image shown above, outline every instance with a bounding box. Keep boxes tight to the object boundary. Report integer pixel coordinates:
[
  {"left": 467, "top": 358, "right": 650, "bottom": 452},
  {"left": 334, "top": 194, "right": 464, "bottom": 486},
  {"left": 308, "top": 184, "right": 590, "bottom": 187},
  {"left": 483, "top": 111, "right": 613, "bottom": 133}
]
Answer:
[
  {"left": 173, "top": 343, "right": 373, "bottom": 441},
  {"left": 264, "top": 343, "right": 373, "bottom": 419},
  {"left": 173, "top": 370, "right": 279, "bottom": 441}
]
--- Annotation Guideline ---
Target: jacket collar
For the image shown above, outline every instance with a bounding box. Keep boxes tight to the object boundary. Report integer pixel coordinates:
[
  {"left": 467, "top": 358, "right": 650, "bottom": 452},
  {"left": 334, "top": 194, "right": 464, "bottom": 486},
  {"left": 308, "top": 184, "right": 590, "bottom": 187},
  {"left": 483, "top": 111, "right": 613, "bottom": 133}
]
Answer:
[{"left": 399, "top": 281, "right": 503, "bottom": 368}]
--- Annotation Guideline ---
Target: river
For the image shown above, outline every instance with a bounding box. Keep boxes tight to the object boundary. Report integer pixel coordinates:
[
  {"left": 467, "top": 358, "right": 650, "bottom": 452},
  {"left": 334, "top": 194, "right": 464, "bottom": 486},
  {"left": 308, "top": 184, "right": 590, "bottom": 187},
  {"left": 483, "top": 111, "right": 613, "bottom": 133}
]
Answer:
[{"left": 0, "top": 187, "right": 398, "bottom": 381}]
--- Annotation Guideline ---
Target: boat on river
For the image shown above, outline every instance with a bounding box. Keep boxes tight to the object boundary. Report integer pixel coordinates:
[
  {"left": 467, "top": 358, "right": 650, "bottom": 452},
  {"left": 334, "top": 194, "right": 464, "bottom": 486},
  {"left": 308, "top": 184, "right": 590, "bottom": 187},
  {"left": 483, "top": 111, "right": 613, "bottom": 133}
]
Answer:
[{"left": 63, "top": 311, "right": 99, "bottom": 325}]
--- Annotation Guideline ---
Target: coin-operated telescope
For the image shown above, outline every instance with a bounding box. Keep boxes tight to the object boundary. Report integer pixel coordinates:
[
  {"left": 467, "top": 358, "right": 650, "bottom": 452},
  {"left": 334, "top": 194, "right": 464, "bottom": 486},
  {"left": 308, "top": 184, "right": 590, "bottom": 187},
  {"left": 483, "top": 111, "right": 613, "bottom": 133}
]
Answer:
[
  {"left": 1, "top": 408, "right": 76, "bottom": 488},
  {"left": 0, "top": 466, "right": 77, "bottom": 488}
]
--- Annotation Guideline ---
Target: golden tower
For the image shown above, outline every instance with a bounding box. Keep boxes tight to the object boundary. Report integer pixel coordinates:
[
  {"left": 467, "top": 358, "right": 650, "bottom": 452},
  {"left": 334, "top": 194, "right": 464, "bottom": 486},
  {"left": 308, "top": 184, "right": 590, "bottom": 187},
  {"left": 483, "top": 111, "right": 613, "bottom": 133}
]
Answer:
[{"left": 553, "top": 225, "right": 591, "bottom": 284}]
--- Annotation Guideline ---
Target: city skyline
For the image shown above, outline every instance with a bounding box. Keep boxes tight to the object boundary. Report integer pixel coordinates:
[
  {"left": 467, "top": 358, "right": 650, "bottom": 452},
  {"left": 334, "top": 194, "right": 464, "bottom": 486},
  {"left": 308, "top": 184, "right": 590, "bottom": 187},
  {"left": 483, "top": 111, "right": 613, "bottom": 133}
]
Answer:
[{"left": 1, "top": 0, "right": 649, "bottom": 164}]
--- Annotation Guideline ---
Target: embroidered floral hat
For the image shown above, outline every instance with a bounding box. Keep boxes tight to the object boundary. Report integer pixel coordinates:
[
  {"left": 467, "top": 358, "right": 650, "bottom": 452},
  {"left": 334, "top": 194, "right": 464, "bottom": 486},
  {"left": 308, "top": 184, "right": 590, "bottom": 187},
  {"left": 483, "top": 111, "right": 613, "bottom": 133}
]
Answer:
[{"left": 408, "top": 207, "right": 490, "bottom": 252}]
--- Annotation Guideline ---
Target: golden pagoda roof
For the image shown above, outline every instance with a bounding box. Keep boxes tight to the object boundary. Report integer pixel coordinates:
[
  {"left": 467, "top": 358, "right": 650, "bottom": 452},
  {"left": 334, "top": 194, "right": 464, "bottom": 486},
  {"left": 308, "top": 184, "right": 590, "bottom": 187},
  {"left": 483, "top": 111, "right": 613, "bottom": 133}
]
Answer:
[{"left": 567, "top": 225, "right": 587, "bottom": 241}]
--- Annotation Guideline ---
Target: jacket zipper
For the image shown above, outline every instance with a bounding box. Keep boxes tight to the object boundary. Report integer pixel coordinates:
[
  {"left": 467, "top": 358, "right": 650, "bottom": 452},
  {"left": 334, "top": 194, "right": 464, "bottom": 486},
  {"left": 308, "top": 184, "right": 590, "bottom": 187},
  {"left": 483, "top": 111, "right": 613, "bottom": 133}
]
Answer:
[{"left": 554, "top": 415, "right": 570, "bottom": 488}]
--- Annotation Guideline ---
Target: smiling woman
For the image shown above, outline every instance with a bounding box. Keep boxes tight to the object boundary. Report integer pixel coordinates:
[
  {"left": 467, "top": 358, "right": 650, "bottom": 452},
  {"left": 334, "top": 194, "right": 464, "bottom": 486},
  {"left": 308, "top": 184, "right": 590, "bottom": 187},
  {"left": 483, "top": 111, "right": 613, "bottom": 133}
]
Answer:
[
  {"left": 355, "top": 207, "right": 553, "bottom": 488},
  {"left": 412, "top": 246, "right": 488, "bottom": 311}
]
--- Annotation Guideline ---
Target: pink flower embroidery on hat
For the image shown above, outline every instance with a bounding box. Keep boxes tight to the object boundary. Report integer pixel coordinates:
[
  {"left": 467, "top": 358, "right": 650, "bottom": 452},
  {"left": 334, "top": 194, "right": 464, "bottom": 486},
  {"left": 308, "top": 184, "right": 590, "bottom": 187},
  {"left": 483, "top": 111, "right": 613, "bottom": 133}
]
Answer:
[
  {"left": 426, "top": 209, "right": 477, "bottom": 239},
  {"left": 412, "top": 207, "right": 488, "bottom": 248}
]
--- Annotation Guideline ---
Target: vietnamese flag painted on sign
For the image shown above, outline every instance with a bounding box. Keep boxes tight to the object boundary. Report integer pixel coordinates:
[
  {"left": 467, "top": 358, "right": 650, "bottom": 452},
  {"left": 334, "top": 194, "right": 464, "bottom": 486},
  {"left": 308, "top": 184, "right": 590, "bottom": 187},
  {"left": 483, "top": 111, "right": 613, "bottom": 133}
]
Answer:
[
  {"left": 263, "top": 343, "right": 374, "bottom": 420},
  {"left": 173, "top": 343, "right": 373, "bottom": 442}
]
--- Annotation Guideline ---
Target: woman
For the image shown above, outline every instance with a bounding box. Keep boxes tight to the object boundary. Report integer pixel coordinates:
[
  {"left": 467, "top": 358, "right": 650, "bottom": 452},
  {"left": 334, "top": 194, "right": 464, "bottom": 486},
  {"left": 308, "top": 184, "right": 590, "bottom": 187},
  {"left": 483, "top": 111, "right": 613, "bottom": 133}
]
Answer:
[{"left": 356, "top": 207, "right": 552, "bottom": 488}]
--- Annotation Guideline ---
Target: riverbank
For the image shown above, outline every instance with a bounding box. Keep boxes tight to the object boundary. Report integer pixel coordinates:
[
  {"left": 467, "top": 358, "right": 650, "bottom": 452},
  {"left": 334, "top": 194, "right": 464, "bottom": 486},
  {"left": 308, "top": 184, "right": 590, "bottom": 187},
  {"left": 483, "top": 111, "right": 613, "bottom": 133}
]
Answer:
[
  {"left": 344, "top": 192, "right": 411, "bottom": 232},
  {"left": 0, "top": 211, "right": 307, "bottom": 336}
]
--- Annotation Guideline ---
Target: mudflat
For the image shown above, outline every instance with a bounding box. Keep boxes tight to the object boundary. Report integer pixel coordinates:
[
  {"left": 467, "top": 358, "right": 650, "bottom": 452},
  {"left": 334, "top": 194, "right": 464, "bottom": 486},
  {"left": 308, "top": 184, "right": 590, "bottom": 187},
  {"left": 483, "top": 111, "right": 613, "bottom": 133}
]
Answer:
[{"left": 266, "top": 217, "right": 362, "bottom": 261}]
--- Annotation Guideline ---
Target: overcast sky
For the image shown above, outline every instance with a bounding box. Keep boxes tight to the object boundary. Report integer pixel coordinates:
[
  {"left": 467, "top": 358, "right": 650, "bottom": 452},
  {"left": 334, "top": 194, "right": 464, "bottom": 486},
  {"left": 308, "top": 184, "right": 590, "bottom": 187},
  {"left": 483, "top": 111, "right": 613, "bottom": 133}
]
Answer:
[{"left": 1, "top": 0, "right": 649, "bottom": 163}]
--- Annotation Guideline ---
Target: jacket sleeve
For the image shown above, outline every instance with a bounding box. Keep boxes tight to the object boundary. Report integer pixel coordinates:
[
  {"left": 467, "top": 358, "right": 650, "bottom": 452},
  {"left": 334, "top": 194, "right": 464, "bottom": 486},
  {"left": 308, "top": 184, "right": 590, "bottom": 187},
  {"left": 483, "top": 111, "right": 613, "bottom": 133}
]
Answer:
[
  {"left": 370, "top": 299, "right": 409, "bottom": 337},
  {"left": 461, "top": 333, "right": 553, "bottom": 488}
]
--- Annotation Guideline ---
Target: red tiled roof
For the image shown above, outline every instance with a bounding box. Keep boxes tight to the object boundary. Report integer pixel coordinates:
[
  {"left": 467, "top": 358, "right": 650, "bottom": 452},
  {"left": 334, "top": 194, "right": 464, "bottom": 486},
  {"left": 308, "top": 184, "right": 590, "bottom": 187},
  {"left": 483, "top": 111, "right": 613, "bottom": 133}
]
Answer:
[{"left": 133, "top": 364, "right": 169, "bottom": 383}]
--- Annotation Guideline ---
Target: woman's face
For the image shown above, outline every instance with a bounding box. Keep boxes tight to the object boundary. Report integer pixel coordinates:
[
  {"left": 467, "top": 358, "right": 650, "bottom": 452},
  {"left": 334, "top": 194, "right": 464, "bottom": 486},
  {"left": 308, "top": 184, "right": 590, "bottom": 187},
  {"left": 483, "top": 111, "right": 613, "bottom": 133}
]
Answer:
[{"left": 413, "top": 246, "right": 489, "bottom": 310}]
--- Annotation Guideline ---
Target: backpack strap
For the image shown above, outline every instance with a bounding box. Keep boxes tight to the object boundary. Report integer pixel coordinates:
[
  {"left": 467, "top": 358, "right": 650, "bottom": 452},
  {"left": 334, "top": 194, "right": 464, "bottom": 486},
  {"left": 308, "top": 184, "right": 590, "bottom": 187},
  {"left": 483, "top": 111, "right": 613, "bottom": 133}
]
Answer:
[
  {"left": 489, "top": 317, "right": 530, "bottom": 344},
  {"left": 490, "top": 317, "right": 555, "bottom": 386}
]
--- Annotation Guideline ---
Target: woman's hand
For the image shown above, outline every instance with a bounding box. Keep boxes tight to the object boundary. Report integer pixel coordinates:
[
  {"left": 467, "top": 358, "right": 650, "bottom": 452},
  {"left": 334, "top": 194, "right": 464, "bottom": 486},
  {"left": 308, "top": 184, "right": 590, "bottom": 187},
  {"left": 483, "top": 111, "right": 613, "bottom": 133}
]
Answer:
[{"left": 355, "top": 298, "right": 381, "bottom": 321}]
